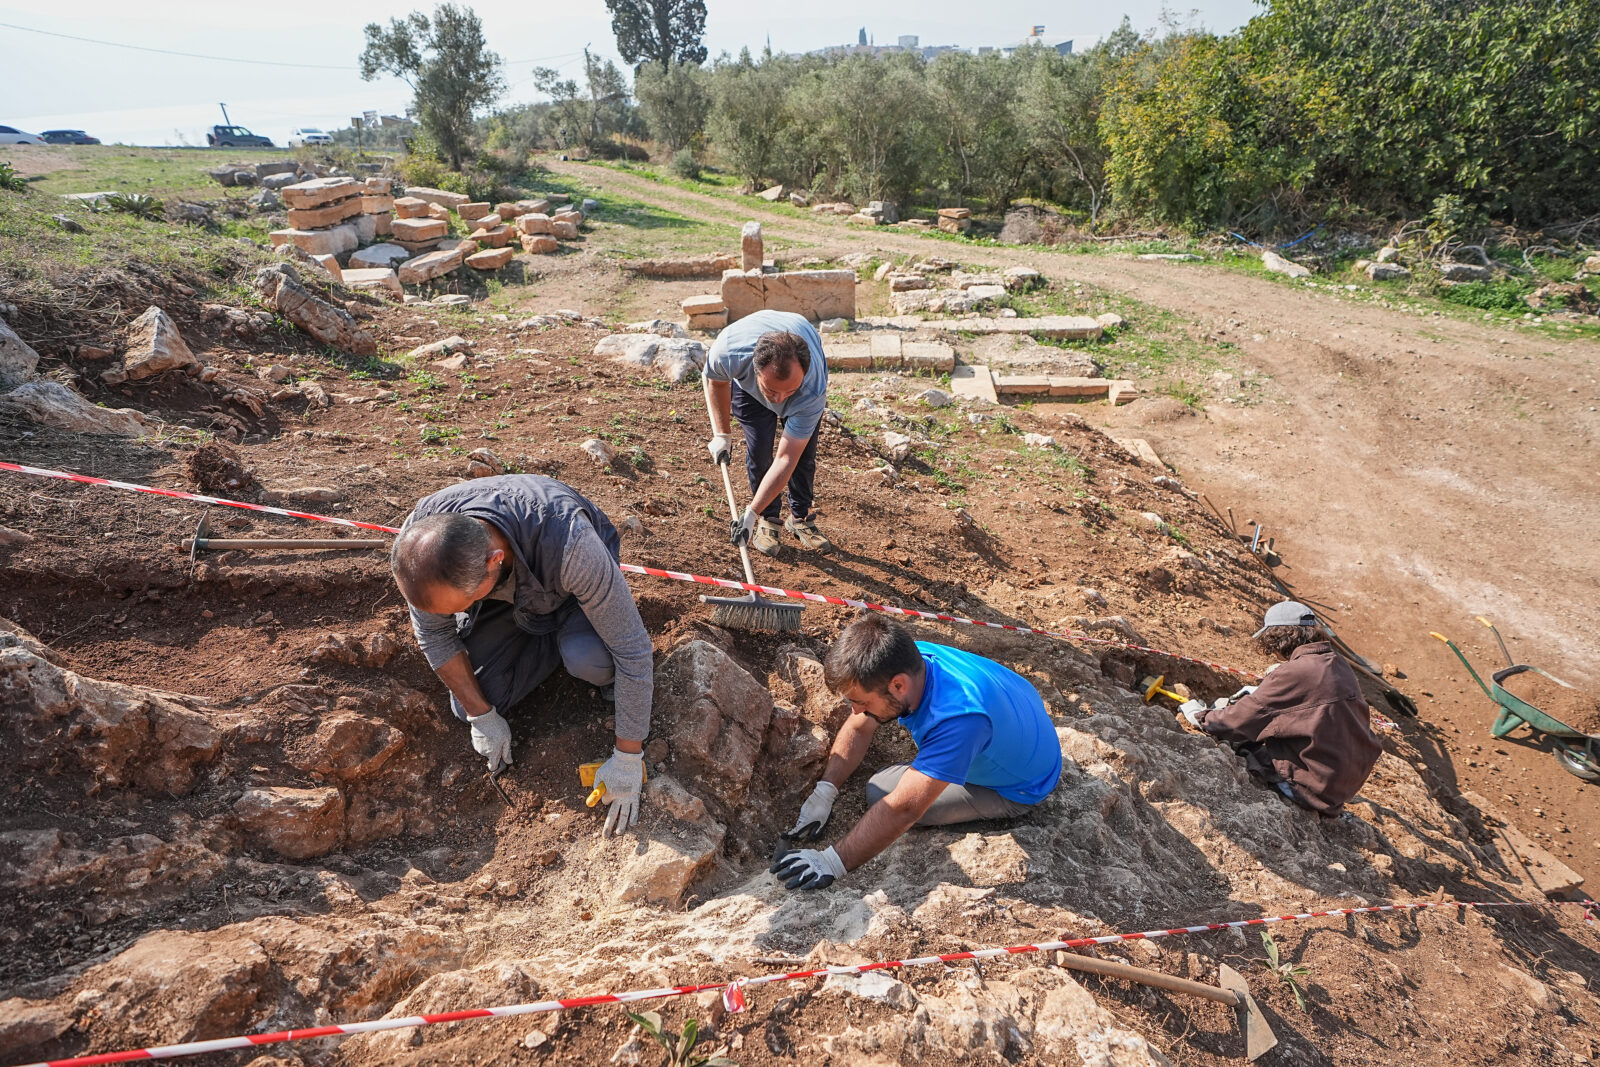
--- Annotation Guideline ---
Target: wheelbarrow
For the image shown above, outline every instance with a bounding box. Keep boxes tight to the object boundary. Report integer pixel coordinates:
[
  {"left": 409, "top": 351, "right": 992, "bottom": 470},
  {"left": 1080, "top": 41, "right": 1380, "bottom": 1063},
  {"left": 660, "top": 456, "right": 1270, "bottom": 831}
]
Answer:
[{"left": 1432, "top": 618, "right": 1600, "bottom": 782}]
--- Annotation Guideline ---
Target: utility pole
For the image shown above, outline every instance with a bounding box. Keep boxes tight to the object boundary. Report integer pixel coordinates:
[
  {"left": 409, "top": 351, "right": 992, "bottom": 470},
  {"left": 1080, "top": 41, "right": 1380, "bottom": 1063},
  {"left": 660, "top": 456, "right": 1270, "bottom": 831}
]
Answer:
[{"left": 219, "top": 103, "right": 232, "bottom": 127}]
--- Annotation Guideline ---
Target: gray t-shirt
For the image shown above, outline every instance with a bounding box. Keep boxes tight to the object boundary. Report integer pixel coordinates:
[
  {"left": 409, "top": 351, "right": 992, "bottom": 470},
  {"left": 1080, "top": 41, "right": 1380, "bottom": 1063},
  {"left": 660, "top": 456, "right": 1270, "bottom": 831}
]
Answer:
[{"left": 704, "top": 309, "right": 829, "bottom": 440}]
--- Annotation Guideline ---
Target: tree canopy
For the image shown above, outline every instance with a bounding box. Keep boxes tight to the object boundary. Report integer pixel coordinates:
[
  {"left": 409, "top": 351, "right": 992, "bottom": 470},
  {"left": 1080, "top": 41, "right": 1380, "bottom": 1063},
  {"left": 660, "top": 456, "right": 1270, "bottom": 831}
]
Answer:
[{"left": 604, "top": 0, "right": 708, "bottom": 69}]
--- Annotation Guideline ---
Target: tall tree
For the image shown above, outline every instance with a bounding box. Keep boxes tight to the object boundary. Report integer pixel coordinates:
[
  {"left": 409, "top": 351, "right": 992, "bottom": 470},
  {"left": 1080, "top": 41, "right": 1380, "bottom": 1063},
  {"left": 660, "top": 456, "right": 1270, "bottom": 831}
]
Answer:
[
  {"left": 360, "top": 4, "right": 505, "bottom": 170},
  {"left": 604, "top": 0, "right": 708, "bottom": 68},
  {"left": 635, "top": 60, "right": 710, "bottom": 150},
  {"left": 533, "top": 49, "right": 637, "bottom": 152}
]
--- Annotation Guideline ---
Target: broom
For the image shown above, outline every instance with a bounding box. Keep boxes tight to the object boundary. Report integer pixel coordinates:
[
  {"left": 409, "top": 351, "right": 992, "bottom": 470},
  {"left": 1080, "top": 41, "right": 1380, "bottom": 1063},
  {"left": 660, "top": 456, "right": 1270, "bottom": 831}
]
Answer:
[{"left": 700, "top": 456, "right": 805, "bottom": 633}]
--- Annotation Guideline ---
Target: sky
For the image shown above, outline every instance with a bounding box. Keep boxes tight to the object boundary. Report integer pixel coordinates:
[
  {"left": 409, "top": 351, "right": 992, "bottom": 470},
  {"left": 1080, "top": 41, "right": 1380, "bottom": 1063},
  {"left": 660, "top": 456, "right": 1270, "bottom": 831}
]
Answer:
[{"left": 0, "top": 0, "right": 1262, "bottom": 146}]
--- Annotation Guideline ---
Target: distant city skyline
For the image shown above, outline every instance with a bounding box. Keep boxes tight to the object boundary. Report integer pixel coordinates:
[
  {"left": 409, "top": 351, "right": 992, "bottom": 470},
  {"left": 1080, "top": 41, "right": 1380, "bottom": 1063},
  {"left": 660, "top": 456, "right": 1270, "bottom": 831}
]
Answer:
[{"left": 1, "top": 1, "right": 1260, "bottom": 146}]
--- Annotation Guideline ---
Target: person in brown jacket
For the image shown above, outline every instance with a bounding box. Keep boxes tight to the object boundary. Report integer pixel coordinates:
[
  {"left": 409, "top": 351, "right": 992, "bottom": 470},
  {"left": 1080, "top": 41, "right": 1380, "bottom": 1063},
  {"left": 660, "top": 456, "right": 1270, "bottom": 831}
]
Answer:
[{"left": 1181, "top": 601, "right": 1381, "bottom": 815}]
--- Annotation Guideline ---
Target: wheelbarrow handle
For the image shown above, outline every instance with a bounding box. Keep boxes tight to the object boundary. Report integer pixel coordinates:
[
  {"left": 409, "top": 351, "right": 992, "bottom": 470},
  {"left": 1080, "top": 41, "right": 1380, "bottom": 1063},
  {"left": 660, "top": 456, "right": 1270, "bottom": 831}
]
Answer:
[{"left": 1431, "top": 632, "right": 1496, "bottom": 702}]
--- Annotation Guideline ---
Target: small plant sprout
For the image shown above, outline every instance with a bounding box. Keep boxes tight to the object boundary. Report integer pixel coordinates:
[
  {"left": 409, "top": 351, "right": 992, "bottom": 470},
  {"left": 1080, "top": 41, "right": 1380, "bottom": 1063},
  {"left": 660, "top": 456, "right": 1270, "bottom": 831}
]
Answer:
[
  {"left": 1259, "top": 930, "right": 1311, "bottom": 1010},
  {"left": 625, "top": 1011, "right": 737, "bottom": 1067}
]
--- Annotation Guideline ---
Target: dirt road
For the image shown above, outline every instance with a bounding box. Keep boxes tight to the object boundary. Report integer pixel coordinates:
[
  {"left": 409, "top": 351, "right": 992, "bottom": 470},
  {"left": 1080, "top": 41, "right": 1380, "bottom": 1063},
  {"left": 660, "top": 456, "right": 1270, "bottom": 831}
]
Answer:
[{"left": 558, "top": 159, "right": 1600, "bottom": 881}]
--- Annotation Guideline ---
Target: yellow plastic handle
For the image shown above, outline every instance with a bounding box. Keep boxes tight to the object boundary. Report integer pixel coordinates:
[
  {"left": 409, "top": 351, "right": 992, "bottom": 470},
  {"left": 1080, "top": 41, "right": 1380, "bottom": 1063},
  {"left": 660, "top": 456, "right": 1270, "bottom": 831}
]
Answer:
[
  {"left": 1476, "top": 616, "right": 1494, "bottom": 629},
  {"left": 1429, "top": 632, "right": 1450, "bottom": 643},
  {"left": 578, "top": 761, "right": 602, "bottom": 787},
  {"left": 586, "top": 783, "right": 606, "bottom": 807}
]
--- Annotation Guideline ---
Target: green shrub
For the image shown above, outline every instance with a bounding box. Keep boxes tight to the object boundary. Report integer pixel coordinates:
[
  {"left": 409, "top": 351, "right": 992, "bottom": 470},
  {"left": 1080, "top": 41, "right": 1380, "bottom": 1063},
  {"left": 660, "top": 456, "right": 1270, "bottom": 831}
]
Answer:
[
  {"left": 0, "top": 162, "right": 26, "bottom": 193},
  {"left": 670, "top": 148, "right": 701, "bottom": 180},
  {"left": 1438, "top": 279, "right": 1529, "bottom": 311}
]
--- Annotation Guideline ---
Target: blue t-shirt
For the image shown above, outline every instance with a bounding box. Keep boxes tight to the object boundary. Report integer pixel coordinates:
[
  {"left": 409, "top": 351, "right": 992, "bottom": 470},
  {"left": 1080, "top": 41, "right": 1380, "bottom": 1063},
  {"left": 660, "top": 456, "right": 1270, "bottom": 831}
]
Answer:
[
  {"left": 900, "top": 642, "right": 1063, "bottom": 804},
  {"left": 704, "top": 309, "right": 829, "bottom": 440}
]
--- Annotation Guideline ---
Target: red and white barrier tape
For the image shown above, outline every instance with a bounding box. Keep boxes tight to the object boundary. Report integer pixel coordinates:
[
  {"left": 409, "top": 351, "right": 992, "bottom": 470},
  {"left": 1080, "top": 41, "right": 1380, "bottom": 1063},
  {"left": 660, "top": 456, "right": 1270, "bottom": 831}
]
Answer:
[
  {"left": 0, "top": 461, "right": 1262, "bottom": 680},
  {"left": 14, "top": 897, "right": 1595, "bottom": 1067}
]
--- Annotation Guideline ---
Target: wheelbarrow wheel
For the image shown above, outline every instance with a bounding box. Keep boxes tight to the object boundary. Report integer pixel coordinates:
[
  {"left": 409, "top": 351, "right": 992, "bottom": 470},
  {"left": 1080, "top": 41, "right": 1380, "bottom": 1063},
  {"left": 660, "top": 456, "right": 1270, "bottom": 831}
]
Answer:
[{"left": 1553, "top": 738, "right": 1600, "bottom": 783}]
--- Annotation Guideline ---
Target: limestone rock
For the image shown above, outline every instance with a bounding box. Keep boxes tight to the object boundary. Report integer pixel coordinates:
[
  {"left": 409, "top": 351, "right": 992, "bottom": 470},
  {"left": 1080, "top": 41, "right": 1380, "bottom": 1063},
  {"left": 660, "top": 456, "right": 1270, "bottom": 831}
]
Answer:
[
  {"left": 467, "top": 447, "right": 505, "bottom": 478},
  {"left": 286, "top": 197, "right": 362, "bottom": 230},
  {"left": 402, "top": 186, "right": 471, "bottom": 210},
  {"left": 517, "top": 213, "right": 553, "bottom": 235},
  {"left": 1, "top": 631, "right": 222, "bottom": 792},
  {"left": 234, "top": 786, "right": 345, "bottom": 859},
  {"left": 1375, "top": 246, "right": 1401, "bottom": 263},
  {"left": 614, "top": 820, "right": 725, "bottom": 907},
  {"left": 680, "top": 294, "right": 725, "bottom": 317},
  {"left": 0, "top": 998, "right": 72, "bottom": 1057},
  {"left": 1261, "top": 251, "right": 1311, "bottom": 278},
  {"left": 393, "top": 196, "right": 430, "bottom": 219},
  {"left": 756, "top": 184, "right": 785, "bottom": 201},
  {"left": 392, "top": 217, "right": 448, "bottom": 243},
  {"left": 1441, "top": 262, "right": 1492, "bottom": 282},
  {"left": 580, "top": 438, "right": 618, "bottom": 467},
  {"left": 457, "top": 201, "right": 493, "bottom": 221},
  {"left": 268, "top": 225, "right": 359, "bottom": 257},
  {"left": 883, "top": 431, "right": 913, "bottom": 463},
  {"left": 741, "top": 221, "right": 763, "bottom": 271},
  {"left": 397, "top": 248, "right": 464, "bottom": 285},
  {"left": 349, "top": 243, "right": 411, "bottom": 270},
  {"left": 409, "top": 336, "right": 472, "bottom": 360},
  {"left": 0, "top": 381, "right": 158, "bottom": 436},
  {"left": 342, "top": 268, "right": 403, "bottom": 300},
  {"left": 653, "top": 641, "right": 773, "bottom": 813},
  {"left": 254, "top": 266, "right": 378, "bottom": 357},
  {"left": 292, "top": 712, "right": 406, "bottom": 782},
  {"left": 0, "top": 317, "right": 40, "bottom": 390},
  {"left": 307, "top": 632, "right": 403, "bottom": 670},
  {"left": 551, "top": 220, "right": 579, "bottom": 240},
  {"left": 466, "top": 247, "right": 515, "bottom": 271},
  {"left": 281, "top": 176, "right": 361, "bottom": 210},
  {"left": 520, "top": 234, "right": 558, "bottom": 255},
  {"left": 626, "top": 319, "right": 689, "bottom": 338},
  {"left": 1003, "top": 265, "right": 1043, "bottom": 290},
  {"left": 1367, "top": 262, "right": 1411, "bottom": 281},
  {"left": 122, "top": 306, "right": 197, "bottom": 379}
]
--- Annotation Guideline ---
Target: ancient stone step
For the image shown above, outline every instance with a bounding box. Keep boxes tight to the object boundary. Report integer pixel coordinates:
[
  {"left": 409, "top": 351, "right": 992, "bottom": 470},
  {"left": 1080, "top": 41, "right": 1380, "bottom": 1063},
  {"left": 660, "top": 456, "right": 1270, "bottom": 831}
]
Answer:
[
  {"left": 391, "top": 217, "right": 449, "bottom": 243},
  {"left": 949, "top": 365, "right": 998, "bottom": 403},
  {"left": 925, "top": 315, "right": 1102, "bottom": 340}
]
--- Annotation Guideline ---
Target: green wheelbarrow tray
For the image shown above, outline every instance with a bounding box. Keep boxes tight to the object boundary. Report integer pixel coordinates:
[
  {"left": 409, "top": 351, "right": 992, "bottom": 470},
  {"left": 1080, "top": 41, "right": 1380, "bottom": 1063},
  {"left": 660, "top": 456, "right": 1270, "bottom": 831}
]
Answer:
[{"left": 1432, "top": 627, "right": 1600, "bottom": 783}]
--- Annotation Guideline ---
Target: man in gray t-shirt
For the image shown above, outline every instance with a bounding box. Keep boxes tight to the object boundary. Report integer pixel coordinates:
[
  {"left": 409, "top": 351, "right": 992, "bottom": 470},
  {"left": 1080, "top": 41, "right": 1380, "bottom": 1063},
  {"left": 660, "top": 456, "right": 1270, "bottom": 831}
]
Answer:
[{"left": 702, "top": 309, "right": 834, "bottom": 555}]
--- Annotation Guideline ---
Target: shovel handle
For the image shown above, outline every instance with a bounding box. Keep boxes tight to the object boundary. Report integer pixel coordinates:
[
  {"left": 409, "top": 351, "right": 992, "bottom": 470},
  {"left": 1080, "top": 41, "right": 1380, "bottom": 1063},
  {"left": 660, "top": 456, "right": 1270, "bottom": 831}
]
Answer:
[
  {"left": 186, "top": 538, "right": 385, "bottom": 550},
  {"left": 1053, "top": 952, "right": 1243, "bottom": 1008}
]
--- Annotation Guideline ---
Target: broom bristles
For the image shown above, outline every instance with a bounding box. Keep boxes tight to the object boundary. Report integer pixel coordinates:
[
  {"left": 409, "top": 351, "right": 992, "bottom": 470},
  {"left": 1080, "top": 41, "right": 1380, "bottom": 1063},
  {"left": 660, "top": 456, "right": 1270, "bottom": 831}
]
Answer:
[{"left": 703, "top": 592, "right": 804, "bottom": 633}]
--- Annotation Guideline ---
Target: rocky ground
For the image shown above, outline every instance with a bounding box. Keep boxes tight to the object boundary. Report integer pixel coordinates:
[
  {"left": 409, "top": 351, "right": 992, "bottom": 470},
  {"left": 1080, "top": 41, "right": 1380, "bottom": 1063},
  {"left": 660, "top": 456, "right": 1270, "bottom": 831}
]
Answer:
[{"left": 1, "top": 160, "right": 1598, "bottom": 1067}]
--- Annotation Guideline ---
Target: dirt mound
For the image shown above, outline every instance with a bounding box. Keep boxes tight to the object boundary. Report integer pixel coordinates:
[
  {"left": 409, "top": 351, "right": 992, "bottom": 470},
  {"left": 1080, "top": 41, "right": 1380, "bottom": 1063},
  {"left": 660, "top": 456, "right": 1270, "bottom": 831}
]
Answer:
[
  {"left": 184, "top": 441, "right": 258, "bottom": 496},
  {"left": 1500, "top": 670, "right": 1600, "bottom": 735}
]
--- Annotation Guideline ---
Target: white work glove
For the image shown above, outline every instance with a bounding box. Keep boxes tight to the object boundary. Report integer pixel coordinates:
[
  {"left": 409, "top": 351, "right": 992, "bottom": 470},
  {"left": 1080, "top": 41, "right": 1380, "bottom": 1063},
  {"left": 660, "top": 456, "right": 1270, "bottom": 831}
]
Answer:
[
  {"left": 707, "top": 433, "right": 733, "bottom": 466},
  {"left": 1217, "top": 685, "right": 1258, "bottom": 709},
  {"left": 770, "top": 846, "right": 846, "bottom": 890},
  {"left": 593, "top": 747, "right": 644, "bottom": 837},
  {"left": 784, "top": 781, "right": 838, "bottom": 841},
  {"left": 730, "top": 505, "right": 758, "bottom": 547},
  {"left": 468, "top": 708, "right": 513, "bottom": 773},
  {"left": 1178, "top": 699, "right": 1208, "bottom": 728}
]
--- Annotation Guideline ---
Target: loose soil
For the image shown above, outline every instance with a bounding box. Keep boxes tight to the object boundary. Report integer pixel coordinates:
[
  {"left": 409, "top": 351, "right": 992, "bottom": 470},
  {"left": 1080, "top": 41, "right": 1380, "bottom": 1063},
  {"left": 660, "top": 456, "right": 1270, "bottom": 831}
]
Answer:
[{"left": 1500, "top": 671, "right": 1600, "bottom": 737}]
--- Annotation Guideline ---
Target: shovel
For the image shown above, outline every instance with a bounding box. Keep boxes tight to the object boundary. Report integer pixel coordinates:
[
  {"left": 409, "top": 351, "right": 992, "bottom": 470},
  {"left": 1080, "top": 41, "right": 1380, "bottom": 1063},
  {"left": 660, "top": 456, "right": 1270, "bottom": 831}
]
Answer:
[{"left": 1054, "top": 953, "right": 1277, "bottom": 1060}]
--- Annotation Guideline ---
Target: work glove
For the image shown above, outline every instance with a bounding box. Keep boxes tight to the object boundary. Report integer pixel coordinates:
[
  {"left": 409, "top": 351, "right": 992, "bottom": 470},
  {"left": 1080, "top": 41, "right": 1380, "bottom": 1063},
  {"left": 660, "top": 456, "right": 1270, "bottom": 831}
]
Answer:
[
  {"left": 730, "top": 505, "right": 758, "bottom": 547},
  {"left": 1178, "top": 699, "right": 1208, "bottom": 728},
  {"left": 468, "top": 708, "right": 513, "bottom": 774},
  {"left": 770, "top": 846, "right": 846, "bottom": 891},
  {"left": 707, "top": 433, "right": 733, "bottom": 466},
  {"left": 1216, "top": 684, "right": 1258, "bottom": 709},
  {"left": 783, "top": 781, "right": 839, "bottom": 842},
  {"left": 593, "top": 747, "right": 644, "bottom": 837}
]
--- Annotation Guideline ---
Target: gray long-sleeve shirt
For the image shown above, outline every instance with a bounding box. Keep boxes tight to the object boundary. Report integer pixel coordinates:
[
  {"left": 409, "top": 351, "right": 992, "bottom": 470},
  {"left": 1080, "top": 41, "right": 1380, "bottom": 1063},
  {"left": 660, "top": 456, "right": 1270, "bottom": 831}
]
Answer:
[{"left": 408, "top": 514, "right": 654, "bottom": 740}]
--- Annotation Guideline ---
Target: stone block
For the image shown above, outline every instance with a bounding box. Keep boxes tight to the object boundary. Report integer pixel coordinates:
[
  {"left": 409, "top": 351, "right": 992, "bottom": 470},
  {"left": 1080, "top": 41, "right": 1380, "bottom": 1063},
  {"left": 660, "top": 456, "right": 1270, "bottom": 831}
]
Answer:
[
  {"left": 392, "top": 217, "right": 449, "bottom": 243},
  {"left": 1367, "top": 262, "right": 1411, "bottom": 281},
  {"left": 342, "top": 268, "right": 403, "bottom": 299},
  {"left": 756, "top": 184, "right": 785, "bottom": 201},
  {"left": 426, "top": 203, "right": 450, "bottom": 221},
  {"left": 360, "top": 194, "right": 395, "bottom": 214},
  {"left": 889, "top": 273, "right": 928, "bottom": 292},
  {"left": 393, "top": 196, "right": 430, "bottom": 219},
  {"left": 938, "top": 215, "right": 972, "bottom": 234},
  {"left": 681, "top": 294, "right": 726, "bottom": 315},
  {"left": 621, "top": 254, "right": 741, "bottom": 278},
  {"left": 363, "top": 176, "right": 392, "bottom": 195},
  {"left": 349, "top": 243, "right": 411, "bottom": 270},
  {"left": 392, "top": 238, "right": 441, "bottom": 256},
  {"left": 1108, "top": 380, "right": 1140, "bottom": 406},
  {"left": 255, "top": 159, "right": 297, "bottom": 179},
  {"left": 1047, "top": 376, "right": 1111, "bottom": 397},
  {"left": 470, "top": 224, "right": 513, "bottom": 248},
  {"left": 494, "top": 202, "right": 519, "bottom": 220},
  {"left": 458, "top": 201, "right": 493, "bottom": 221},
  {"left": 281, "top": 176, "right": 362, "bottom": 209},
  {"left": 1441, "top": 262, "right": 1491, "bottom": 282},
  {"left": 995, "top": 375, "right": 1052, "bottom": 395},
  {"left": 373, "top": 211, "right": 392, "bottom": 236},
  {"left": 825, "top": 343, "right": 873, "bottom": 371},
  {"left": 267, "top": 225, "right": 359, "bottom": 257},
  {"left": 950, "top": 364, "right": 998, "bottom": 403},
  {"left": 741, "top": 221, "right": 763, "bottom": 271},
  {"left": 404, "top": 186, "right": 471, "bottom": 210},
  {"left": 869, "top": 332, "right": 902, "bottom": 366},
  {"left": 466, "top": 247, "right": 515, "bottom": 270},
  {"left": 351, "top": 213, "right": 377, "bottom": 244},
  {"left": 903, "top": 341, "right": 956, "bottom": 372},
  {"left": 938, "top": 315, "right": 1103, "bottom": 340},
  {"left": 520, "top": 234, "right": 559, "bottom": 254},
  {"left": 847, "top": 212, "right": 880, "bottom": 226},
  {"left": 286, "top": 197, "right": 362, "bottom": 230},
  {"left": 758, "top": 269, "right": 857, "bottom": 323},
  {"left": 515, "top": 197, "right": 552, "bottom": 215},
  {"left": 1261, "top": 250, "right": 1310, "bottom": 278},
  {"left": 517, "top": 213, "right": 553, "bottom": 235},
  {"left": 553, "top": 210, "right": 582, "bottom": 226},
  {"left": 398, "top": 248, "right": 465, "bottom": 285},
  {"left": 938, "top": 206, "right": 972, "bottom": 219},
  {"left": 311, "top": 254, "right": 343, "bottom": 282},
  {"left": 551, "top": 220, "right": 579, "bottom": 240},
  {"left": 686, "top": 311, "right": 728, "bottom": 331},
  {"left": 720, "top": 269, "right": 766, "bottom": 322}
]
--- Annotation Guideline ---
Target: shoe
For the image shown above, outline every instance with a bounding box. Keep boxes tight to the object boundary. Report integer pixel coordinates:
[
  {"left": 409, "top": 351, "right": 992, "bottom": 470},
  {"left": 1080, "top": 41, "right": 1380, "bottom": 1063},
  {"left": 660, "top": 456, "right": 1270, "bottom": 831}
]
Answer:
[
  {"left": 750, "top": 518, "right": 783, "bottom": 557},
  {"left": 785, "top": 515, "right": 835, "bottom": 554}
]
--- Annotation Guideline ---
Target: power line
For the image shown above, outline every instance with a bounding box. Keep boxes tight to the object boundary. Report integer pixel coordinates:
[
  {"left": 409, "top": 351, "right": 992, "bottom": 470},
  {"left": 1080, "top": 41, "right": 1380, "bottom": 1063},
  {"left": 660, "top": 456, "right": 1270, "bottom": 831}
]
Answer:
[{"left": 0, "top": 20, "right": 359, "bottom": 70}]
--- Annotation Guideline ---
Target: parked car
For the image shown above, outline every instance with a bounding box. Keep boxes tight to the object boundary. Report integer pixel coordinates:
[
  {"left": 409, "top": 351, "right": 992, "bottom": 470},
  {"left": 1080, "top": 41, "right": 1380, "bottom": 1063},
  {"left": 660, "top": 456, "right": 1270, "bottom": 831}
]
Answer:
[
  {"left": 287, "top": 127, "right": 333, "bottom": 147},
  {"left": 206, "top": 125, "right": 273, "bottom": 148},
  {"left": 0, "top": 125, "right": 47, "bottom": 145},
  {"left": 41, "top": 129, "right": 101, "bottom": 145}
]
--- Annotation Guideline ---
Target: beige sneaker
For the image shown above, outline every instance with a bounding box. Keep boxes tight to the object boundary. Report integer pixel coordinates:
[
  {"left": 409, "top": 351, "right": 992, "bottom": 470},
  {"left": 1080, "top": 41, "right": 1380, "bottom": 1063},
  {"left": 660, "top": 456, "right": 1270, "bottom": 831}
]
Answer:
[
  {"left": 785, "top": 515, "right": 835, "bottom": 554},
  {"left": 750, "top": 518, "right": 783, "bottom": 557}
]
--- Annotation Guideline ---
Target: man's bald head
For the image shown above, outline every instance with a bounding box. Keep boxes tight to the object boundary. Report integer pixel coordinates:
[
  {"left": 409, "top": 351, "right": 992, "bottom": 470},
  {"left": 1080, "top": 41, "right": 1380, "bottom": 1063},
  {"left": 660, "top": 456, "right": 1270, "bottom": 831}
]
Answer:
[{"left": 391, "top": 513, "right": 493, "bottom": 609}]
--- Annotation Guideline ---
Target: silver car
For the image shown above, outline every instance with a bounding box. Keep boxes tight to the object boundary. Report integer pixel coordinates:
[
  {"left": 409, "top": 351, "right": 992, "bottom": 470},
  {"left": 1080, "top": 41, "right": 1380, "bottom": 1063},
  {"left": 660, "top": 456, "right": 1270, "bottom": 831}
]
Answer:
[
  {"left": 287, "top": 127, "right": 333, "bottom": 147},
  {"left": 0, "top": 125, "right": 46, "bottom": 145}
]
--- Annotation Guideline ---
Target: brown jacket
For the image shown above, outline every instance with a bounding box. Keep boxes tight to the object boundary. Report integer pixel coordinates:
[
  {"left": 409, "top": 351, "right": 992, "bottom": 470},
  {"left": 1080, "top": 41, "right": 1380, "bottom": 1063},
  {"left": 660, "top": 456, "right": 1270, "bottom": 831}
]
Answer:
[{"left": 1201, "top": 642, "right": 1380, "bottom": 814}]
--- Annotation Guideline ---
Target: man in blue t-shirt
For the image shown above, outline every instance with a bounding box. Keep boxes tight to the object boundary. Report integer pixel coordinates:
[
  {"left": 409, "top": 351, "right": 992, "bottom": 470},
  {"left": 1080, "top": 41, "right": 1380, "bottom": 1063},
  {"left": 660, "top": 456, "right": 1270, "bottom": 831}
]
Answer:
[
  {"left": 772, "top": 615, "right": 1063, "bottom": 890},
  {"left": 702, "top": 309, "right": 834, "bottom": 556}
]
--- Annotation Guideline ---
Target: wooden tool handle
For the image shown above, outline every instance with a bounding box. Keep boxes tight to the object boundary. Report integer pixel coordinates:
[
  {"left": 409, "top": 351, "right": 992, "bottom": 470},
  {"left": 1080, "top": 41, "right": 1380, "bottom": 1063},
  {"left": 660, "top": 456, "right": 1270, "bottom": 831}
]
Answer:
[
  {"left": 186, "top": 539, "right": 386, "bottom": 550},
  {"left": 1053, "top": 952, "right": 1243, "bottom": 1007}
]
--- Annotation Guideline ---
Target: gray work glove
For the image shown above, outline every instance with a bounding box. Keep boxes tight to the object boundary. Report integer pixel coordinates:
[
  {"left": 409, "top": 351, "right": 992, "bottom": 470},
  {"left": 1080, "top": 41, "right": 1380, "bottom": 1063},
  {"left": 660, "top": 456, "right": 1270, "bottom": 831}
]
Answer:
[
  {"left": 784, "top": 781, "right": 838, "bottom": 841},
  {"left": 468, "top": 708, "right": 513, "bottom": 773},
  {"left": 707, "top": 433, "right": 732, "bottom": 466},
  {"left": 730, "top": 505, "right": 758, "bottom": 547},
  {"left": 593, "top": 747, "right": 644, "bottom": 837},
  {"left": 770, "top": 846, "right": 846, "bottom": 890},
  {"left": 1179, "top": 699, "right": 1208, "bottom": 728},
  {"left": 1212, "top": 685, "right": 1258, "bottom": 711}
]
